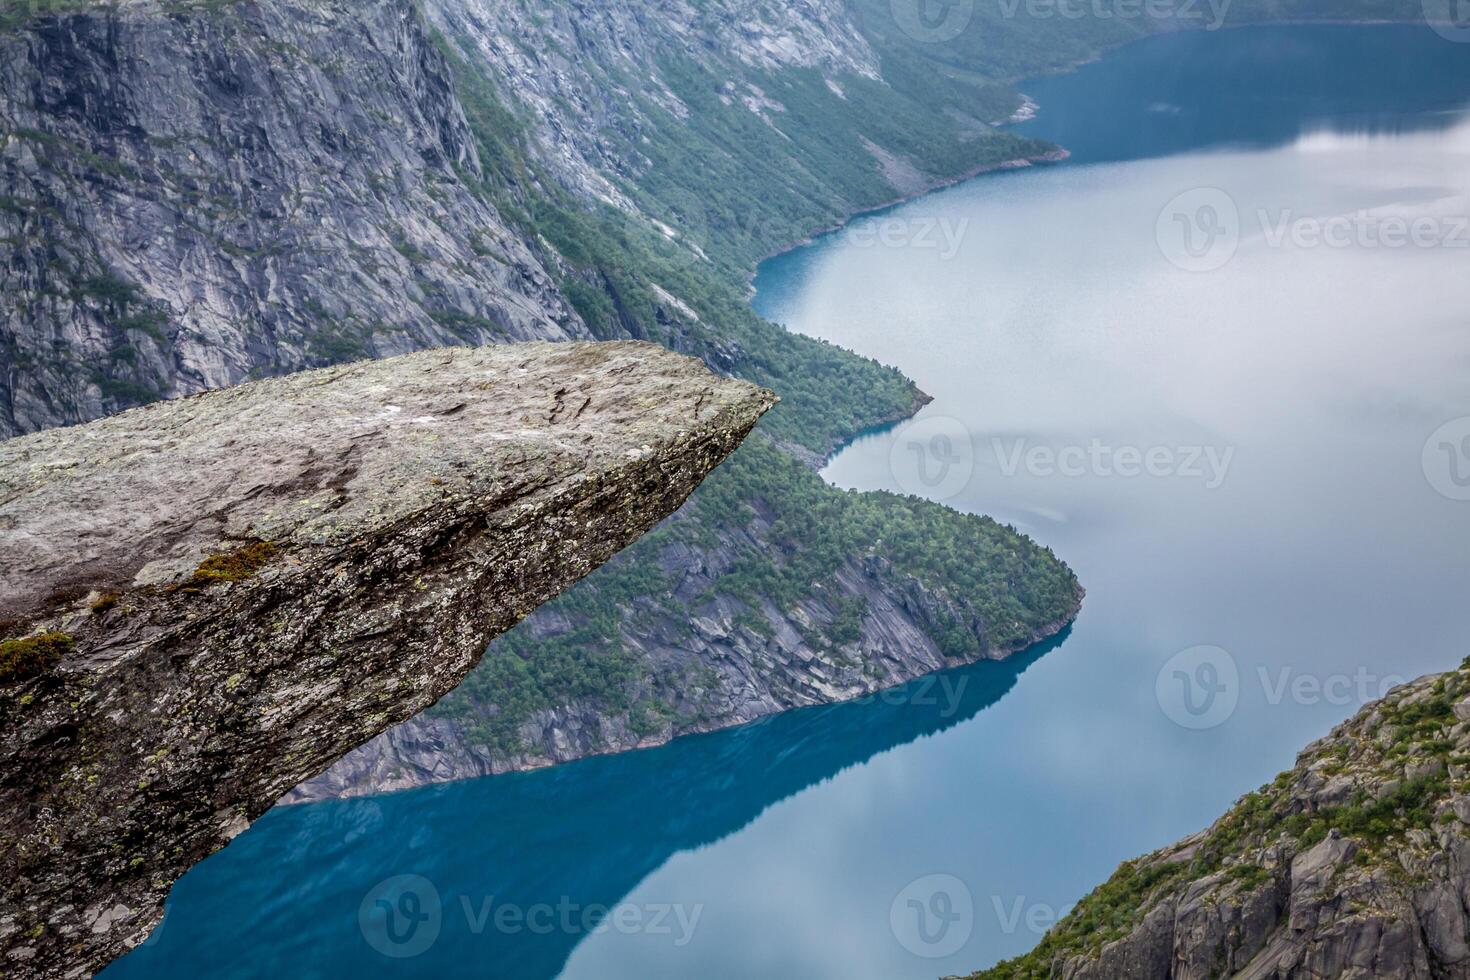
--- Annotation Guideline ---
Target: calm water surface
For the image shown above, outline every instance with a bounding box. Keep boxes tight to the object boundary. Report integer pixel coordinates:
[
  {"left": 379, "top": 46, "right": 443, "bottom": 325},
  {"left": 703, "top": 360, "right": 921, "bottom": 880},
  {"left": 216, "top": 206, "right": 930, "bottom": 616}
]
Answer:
[{"left": 110, "top": 24, "right": 1470, "bottom": 980}]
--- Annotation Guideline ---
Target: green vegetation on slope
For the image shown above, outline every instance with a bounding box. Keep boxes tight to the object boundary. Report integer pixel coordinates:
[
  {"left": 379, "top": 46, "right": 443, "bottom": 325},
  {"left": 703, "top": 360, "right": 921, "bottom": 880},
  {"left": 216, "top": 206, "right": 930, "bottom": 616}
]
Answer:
[
  {"left": 408, "top": 21, "right": 1090, "bottom": 758},
  {"left": 973, "top": 660, "right": 1470, "bottom": 978},
  {"left": 435, "top": 32, "right": 927, "bottom": 456},
  {"left": 431, "top": 437, "right": 1080, "bottom": 752},
  {"left": 618, "top": 55, "right": 1051, "bottom": 274}
]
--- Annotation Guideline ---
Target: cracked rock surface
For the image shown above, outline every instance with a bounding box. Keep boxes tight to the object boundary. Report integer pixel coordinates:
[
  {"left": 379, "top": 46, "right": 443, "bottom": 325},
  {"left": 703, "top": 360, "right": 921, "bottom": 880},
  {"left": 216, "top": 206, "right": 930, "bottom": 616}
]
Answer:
[{"left": 0, "top": 340, "right": 773, "bottom": 978}]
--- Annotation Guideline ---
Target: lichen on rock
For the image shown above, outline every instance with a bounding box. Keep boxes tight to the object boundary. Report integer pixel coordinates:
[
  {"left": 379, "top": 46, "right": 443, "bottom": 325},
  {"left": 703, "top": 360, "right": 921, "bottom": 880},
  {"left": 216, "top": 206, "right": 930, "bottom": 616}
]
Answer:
[{"left": 0, "top": 341, "right": 773, "bottom": 978}]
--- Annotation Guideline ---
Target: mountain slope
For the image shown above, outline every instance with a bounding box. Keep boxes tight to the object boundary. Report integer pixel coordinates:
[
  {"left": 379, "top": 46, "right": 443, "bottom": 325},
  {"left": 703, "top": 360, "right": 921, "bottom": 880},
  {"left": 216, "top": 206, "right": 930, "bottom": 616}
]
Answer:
[
  {"left": 971, "top": 662, "right": 1470, "bottom": 980},
  {"left": 0, "top": 0, "right": 588, "bottom": 436},
  {"left": 0, "top": 0, "right": 1085, "bottom": 803}
]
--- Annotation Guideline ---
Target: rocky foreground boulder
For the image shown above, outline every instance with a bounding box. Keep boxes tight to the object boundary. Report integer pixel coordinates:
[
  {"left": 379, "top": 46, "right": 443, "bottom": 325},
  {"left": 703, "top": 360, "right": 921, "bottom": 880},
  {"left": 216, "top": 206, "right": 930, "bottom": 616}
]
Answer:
[
  {"left": 970, "top": 662, "right": 1470, "bottom": 980},
  {"left": 0, "top": 341, "right": 773, "bottom": 978}
]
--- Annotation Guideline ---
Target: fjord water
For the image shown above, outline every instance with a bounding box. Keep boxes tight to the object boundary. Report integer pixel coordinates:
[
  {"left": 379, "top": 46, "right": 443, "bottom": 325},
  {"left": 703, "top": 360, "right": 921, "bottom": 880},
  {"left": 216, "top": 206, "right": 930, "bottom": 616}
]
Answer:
[{"left": 110, "top": 25, "right": 1470, "bottom": 980}]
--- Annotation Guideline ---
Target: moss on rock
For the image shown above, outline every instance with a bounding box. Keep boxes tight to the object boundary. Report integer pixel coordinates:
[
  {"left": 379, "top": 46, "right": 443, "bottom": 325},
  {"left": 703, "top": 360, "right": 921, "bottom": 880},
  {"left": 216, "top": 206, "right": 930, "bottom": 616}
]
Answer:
[
  {"left": 0, "top": 632, "right": 73, "bottom": 684},
  {"left": 190, "top": 541, "right": 279, "bottom": 585}
]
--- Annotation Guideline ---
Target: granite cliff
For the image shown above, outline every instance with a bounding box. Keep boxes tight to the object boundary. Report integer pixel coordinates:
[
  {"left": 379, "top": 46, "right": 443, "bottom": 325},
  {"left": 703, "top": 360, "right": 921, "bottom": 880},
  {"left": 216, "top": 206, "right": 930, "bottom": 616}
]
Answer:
[
  {"left": 0, "top": 0, "right": 595, "bottom": 437},
  {"left": 0, "top": 341, "right": 773, "bottom": 977}
]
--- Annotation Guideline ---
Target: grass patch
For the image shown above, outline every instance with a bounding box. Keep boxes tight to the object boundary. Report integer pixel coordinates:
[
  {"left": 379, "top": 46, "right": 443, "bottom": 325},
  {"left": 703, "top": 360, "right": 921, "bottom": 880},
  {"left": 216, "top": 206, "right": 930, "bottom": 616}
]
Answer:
[
  {"left": 190, "top": 541, "right": 279, "bottom": 585},
  {"left": 0, "top": 632, "right": 73, "bottom": 684}
]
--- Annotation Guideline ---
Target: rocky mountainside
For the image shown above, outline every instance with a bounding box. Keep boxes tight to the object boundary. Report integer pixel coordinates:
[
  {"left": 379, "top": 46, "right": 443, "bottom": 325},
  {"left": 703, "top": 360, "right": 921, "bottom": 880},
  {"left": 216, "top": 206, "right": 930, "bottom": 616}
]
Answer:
[
  {"left": 0, "top": 341, "right": 772, "bottom": 977},
  {"left": 425, "top": 0, "right": 1052, "bottom": 271},
  {"left": 971, "top": 661, "right": 1470, "bottom": 980},
  {"left": 0, "top": 0, "right": 1086, "bottom": 805},
  {"left": 425, "top": 0, "right": 881, "bottom": 209},
  {"left": 296, "top": 529, "right": 1078, "bottom": 797},
  {"left": 0, "top": 0, "right": 594, "bottom": 437}
]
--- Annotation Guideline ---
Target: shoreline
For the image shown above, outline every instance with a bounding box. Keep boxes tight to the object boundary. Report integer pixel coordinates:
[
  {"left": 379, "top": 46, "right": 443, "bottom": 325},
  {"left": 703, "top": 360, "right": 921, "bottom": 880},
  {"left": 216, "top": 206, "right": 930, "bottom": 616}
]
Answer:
[
  {"left": 748, "top": 17, "right": 1426, "bottom": 470},
  {"left": 745, "top": 143, "right": 1071, "bottom": 469},
  {"left": 286, "top": 600, "right": 1084, "bottom": 804},
  {"left": 745, "top": 146, "right": 1072, "bottom": 298},
  {"left": 748, "top": 14, "right": 1428, "bottom": 298}
]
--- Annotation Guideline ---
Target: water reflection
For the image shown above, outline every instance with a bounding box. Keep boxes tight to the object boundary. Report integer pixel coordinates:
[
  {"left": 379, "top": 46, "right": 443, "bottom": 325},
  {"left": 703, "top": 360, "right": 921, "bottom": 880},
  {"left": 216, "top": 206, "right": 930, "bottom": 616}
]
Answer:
[
  {"left": 105, "top": 634, "right": 1067, "bottom": 979},
  {"left": 1014, "top": 25, "right": 1470, "bottom": 164}
]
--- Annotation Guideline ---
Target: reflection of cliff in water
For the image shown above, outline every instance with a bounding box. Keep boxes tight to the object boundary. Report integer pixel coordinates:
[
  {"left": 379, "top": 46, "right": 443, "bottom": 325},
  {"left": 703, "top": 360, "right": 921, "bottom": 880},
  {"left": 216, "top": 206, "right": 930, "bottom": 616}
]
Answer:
[
  {"left": 1012, "top": 25, "right": 1470, "bottom": 166},
  {"left": 106, "top": 631, "right": 1068, "bottom": 979}
]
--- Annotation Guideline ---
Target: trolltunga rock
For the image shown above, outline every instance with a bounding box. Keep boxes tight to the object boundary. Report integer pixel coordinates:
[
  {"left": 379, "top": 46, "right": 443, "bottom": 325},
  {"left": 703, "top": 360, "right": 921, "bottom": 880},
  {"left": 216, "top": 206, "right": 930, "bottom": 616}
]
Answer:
[{"left": 0, "top": 341, "right": 773, "bottom": 977}]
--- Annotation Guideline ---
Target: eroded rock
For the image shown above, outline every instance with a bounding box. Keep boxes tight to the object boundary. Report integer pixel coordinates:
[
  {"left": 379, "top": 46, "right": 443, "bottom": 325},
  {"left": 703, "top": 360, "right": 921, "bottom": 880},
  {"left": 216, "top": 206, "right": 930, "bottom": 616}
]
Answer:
[{"left": 0, "top": 341, "right": 773, "bottom": 978}]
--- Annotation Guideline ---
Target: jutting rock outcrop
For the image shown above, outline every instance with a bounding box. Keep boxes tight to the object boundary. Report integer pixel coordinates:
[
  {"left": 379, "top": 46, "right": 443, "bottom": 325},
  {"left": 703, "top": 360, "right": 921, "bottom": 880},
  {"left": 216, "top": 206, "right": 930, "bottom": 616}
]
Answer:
[
  {"left": 970, "top": 662, "right": 1470, "bottom": 980},
  {"left": 0, "top": 341, "right": 773, "bottom": 978}
]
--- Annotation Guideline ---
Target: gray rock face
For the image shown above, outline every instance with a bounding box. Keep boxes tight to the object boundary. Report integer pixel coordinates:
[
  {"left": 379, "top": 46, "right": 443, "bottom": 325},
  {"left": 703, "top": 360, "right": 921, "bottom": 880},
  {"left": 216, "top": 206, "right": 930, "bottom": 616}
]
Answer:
[
  {"left": 425, "top": 0, "right": 880, "bottom": 207},
  {"left": 0, "top": 0, "right": 588, "bottom": 438},
  {"left": 0, "top": 341, "right": 774, "bottom": 978},
  {"left": 969, "top": 667, "right": 1470, "bottom": 980},
  {"left": 294, "top": 545, "right": 1078, "bottom": 798}
]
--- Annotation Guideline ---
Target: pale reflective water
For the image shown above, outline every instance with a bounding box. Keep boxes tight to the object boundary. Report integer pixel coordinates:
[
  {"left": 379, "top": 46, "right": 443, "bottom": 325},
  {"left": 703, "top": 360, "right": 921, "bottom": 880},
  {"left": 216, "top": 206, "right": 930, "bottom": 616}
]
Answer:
[{"left": 109, "top": 24, "right": 1470, "bottom": 980}]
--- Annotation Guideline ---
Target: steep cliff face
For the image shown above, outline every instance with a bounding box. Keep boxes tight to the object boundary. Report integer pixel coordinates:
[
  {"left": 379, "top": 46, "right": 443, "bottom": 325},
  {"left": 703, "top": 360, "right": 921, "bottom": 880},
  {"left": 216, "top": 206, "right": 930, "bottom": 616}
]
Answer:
[
  {"left": 424, "top": 0, "right": 881, "bottom": 209},
  {"left": 0, "top": 341, "right": 773, "bottom": 978},
  {"left": 0, "top": 0, "right": 1087, "bottom": 807},
  {"left": 426, "top": 0, "right": 1049, "bottom": 270},
  {"left": 972, "top": 662, "right": 1470, "bottom": 980},
  {"left": 0, "top": 0, "right": 588, "bottom": 437},
  {"left": 295, "top": 465, "right": 1081, "bottom": 798}
]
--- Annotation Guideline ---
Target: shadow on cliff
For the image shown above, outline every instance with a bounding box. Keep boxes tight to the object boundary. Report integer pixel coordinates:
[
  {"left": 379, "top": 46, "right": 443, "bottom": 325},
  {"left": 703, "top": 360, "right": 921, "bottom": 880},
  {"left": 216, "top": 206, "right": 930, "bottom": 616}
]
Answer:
[{"left": 103, "top": 629, "right": 1068, "bottom": 978}]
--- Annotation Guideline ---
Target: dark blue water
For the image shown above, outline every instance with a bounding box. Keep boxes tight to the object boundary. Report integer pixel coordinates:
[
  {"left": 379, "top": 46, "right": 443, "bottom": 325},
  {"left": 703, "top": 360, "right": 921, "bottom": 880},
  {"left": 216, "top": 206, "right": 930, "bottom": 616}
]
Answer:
[
  {"left": 1016, "top": 24, "right": 1470, "bottom": 163},
  {"left": 110, "top": 24, "right": 1470, "bottom": 980}
]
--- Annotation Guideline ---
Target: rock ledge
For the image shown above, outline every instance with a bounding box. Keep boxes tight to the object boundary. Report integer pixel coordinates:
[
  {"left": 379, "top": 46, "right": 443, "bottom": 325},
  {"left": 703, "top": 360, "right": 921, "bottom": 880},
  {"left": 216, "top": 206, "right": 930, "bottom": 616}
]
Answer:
[{"left": 0, "top": 341, "right": 773, "bottom": 978}]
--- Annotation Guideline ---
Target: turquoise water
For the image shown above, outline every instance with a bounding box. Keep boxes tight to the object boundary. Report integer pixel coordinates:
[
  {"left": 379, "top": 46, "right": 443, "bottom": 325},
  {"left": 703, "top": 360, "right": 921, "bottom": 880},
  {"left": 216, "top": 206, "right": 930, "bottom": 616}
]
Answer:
[{"left": 110, "top": 25, "right": 1470, "bottom": 979}]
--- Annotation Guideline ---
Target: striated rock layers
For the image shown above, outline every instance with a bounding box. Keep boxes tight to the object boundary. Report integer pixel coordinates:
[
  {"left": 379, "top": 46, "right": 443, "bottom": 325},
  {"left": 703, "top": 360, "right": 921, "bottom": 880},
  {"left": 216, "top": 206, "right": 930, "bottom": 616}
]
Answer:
[
  {"left": 971, "top": 662, "right": 1470, "bottom": 980},
  {"left": 0, "top": 0, "right": 588, "bottom": 438},
  {"left": 0, "top": 341, "right": 773, "bottom": 978}
]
